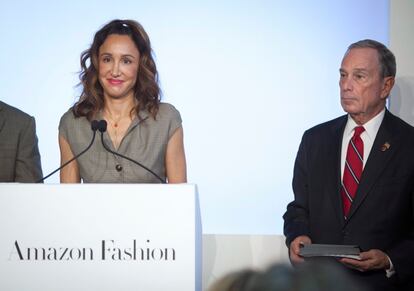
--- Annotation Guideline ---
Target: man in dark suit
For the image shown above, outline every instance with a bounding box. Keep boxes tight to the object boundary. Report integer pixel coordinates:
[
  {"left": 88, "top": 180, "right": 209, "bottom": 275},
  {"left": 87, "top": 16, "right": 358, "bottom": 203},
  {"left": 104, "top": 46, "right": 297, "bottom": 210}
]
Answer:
[
  {"left": 283, "top": 39, "right": 414, "bottom": 291},
  {"left": 0, "top": 101, "right": 43, "bottom": 182}
]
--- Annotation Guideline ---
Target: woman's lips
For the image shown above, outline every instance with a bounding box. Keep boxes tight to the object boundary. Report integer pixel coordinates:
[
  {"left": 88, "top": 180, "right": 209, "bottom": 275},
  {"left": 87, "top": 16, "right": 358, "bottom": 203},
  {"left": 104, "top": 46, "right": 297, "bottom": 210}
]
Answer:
[{"left": 107, "top": 79, "right": 123, "bottom": 85}]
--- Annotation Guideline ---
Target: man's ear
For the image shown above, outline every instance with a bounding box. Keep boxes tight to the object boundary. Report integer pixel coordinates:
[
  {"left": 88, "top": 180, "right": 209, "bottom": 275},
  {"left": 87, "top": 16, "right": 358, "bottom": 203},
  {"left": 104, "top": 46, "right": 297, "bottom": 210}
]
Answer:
[{"left": 381, "top": 76, "right": 395, "bottom": 99}]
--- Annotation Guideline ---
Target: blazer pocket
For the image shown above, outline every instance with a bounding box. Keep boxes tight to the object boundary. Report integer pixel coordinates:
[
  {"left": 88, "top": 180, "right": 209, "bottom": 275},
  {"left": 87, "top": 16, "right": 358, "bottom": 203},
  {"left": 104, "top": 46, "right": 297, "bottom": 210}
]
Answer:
[{"left": 376, "top": 174, "right": 412, "bottom": 187}]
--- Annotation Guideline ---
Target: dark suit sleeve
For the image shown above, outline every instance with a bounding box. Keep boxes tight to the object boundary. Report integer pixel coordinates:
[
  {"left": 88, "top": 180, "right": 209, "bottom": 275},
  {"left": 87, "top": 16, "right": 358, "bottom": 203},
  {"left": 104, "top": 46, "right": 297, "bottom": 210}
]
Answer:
[
  {"left": 379, "top": 116, "right": 414, "bottom": 283},
  {"left": 14, "top": 116, "right": 43, "bottom": 182},
  {"left": 283, "top": 132, "right": 311, "bottom": 246},
  {"left": 386, "top": 190, "right": 414, "bottom": 283},
  {"left": 388, "top": 236, "right": 414, "bottom": 283}
]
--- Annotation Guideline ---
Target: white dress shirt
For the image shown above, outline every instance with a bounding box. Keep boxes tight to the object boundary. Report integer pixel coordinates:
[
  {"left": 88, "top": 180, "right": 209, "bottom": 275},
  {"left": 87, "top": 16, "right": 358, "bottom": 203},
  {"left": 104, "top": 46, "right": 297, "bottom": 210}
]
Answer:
[{"left": 340, "top": 108, "right": 385, "bottom": 180}]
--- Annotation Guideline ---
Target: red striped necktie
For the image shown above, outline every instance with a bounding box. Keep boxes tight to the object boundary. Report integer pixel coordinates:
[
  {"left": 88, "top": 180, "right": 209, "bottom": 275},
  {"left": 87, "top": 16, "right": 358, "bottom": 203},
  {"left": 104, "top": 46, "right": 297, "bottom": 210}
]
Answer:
[{"left": 341, "top": 126, "right": 365, "bottom": 218}]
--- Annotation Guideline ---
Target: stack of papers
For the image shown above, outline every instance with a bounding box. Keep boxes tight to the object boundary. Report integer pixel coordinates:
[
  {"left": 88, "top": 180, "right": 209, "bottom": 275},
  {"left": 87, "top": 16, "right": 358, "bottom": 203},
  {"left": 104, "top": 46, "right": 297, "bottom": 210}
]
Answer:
[{"left": 299, "top": 244, "right": 361, "bottom": 260}]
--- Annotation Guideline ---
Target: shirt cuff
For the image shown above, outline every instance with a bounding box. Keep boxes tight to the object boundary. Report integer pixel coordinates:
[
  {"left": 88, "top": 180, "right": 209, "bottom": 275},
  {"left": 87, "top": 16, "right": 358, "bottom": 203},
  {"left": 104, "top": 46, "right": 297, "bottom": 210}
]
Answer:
[{"left": 385, "top": 255, "right": 395, "bottom": 278}]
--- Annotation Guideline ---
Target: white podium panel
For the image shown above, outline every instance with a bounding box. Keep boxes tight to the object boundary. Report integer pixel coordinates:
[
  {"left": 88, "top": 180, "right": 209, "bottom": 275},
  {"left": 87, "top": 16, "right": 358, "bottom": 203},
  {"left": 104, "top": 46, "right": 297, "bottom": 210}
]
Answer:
[{"left": 0, "top": 184, "right": 202, "bottom": 291}]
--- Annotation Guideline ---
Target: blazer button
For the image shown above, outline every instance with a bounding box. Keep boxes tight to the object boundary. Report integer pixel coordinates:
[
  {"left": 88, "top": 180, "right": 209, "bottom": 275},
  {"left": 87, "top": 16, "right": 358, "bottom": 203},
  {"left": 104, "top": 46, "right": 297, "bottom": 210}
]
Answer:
[{"left": 115, "top": 164, "right": 123, "bottom": 172}]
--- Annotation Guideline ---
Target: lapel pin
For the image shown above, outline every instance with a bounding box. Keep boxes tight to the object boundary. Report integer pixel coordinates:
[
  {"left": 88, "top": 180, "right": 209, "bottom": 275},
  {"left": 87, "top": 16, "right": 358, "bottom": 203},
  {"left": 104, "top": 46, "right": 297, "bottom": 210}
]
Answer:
[{"left": 380, "top": 142, "right": 390, "bottom": 152}]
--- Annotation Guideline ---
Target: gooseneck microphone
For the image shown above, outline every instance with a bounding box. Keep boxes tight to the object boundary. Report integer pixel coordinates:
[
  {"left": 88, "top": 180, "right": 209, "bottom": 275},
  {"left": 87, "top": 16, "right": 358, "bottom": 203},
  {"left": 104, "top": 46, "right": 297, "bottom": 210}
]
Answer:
[
  {"left": 36, "top": 120, "right": 100, "bottom": 183},
  {"left": 97, "top": 120, "right": 166, "bottom": 184}
]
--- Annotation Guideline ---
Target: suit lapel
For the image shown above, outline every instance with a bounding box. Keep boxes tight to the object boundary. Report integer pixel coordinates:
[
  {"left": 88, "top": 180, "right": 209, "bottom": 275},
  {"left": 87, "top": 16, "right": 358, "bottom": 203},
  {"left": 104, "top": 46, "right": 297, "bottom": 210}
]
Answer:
[
  {"left": 346, "top": 110, "right": 397, "bottom": 221},
  {"left": 327, "top": 115, "right": 348, "bottom": 226}
]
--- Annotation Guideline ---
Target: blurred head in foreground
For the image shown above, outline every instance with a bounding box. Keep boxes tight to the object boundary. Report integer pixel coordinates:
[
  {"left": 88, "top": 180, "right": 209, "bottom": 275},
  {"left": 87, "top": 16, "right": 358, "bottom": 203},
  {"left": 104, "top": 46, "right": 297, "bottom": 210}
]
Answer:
[{"left": 209, "top": 261, "right": 367, "bottom": 291}]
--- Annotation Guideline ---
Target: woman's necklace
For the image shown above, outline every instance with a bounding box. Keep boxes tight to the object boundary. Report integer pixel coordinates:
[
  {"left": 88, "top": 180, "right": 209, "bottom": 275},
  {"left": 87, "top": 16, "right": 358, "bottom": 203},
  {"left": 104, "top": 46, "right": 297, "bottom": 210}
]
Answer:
[
  {"left": 104, "top": 109, "right": 132, "bottom": 149},
  {"left": 106, "top": 113, "right": 122, "bottom": 128}
]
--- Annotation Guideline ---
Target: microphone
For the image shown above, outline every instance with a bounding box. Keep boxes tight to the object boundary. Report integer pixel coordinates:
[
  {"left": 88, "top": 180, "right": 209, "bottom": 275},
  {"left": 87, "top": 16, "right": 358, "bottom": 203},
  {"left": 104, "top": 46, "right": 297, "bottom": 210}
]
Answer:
[
  {"left": 97, "top": 120, "right": 166, "bottom": 184},
  {"left": 36, "top": 120, "right": 100, "bottom": 183}
]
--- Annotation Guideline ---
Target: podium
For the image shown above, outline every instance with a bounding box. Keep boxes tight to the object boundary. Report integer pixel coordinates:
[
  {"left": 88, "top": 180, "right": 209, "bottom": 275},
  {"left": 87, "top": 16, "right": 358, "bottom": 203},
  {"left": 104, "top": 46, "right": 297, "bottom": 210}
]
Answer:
[{"left": 0, "top": 183, "right": 202, "bottom": 291}]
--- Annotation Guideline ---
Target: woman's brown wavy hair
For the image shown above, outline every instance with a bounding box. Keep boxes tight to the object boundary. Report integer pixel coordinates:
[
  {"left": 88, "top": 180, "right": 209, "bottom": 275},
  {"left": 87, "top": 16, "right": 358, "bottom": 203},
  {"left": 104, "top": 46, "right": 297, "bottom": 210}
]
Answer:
[{"left": 73, "top": 19, "right": 161, "bottom": 120}]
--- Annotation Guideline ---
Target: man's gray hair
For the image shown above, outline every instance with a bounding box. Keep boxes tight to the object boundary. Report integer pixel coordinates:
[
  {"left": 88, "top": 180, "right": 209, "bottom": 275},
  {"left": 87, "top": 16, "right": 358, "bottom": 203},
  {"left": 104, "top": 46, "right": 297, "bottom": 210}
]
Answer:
[{"left": 347, "top": 39, "right": 396, "bottom": 78}]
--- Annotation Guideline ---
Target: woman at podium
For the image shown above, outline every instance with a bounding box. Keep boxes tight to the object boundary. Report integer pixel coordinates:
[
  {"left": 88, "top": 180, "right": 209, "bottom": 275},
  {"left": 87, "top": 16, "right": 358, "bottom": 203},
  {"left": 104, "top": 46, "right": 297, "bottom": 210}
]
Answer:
[{"left": 58, "top": 19, "right": 186, "bottom": 184}]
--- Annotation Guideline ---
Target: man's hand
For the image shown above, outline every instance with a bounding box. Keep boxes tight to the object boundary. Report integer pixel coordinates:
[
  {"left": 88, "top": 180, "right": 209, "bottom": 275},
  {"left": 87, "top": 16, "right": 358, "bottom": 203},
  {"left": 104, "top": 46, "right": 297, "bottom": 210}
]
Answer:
[
  {"left": 339, "top": 249, "right": 390, "bottom": 272},
  {"left": 289, "top": 235, "right": 312, "bottom": 265}
]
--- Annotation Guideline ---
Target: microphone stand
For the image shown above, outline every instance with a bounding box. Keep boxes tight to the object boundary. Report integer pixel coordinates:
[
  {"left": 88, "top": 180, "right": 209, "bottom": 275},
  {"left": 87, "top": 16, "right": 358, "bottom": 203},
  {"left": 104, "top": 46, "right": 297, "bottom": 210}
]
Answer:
[
  {"left": 36, "top": 120, "right": 100, "bottom": 183},
  {"left": 97, "top": 120, "right": 166, "bottom": 184}
]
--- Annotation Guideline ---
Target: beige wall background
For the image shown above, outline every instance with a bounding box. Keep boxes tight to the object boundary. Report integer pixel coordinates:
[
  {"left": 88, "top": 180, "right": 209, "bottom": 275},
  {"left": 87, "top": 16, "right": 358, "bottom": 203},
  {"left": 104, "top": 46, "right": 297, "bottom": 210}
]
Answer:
[{"left": 390, "top": 0, "right": 414, "bottom": 124}]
